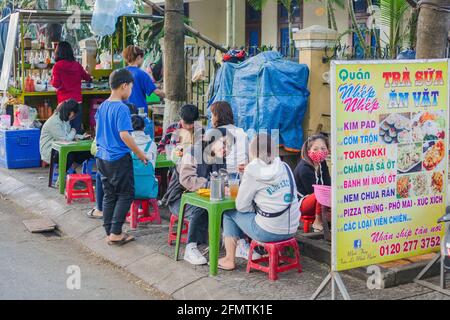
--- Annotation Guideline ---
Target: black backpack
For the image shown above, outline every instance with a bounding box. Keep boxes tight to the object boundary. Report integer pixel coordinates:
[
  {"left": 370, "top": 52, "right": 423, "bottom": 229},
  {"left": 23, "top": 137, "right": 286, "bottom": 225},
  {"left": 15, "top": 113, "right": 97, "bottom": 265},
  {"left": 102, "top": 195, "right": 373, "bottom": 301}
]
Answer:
[{"left": 161, "top": 167, "right": 186, "bottom": 207}]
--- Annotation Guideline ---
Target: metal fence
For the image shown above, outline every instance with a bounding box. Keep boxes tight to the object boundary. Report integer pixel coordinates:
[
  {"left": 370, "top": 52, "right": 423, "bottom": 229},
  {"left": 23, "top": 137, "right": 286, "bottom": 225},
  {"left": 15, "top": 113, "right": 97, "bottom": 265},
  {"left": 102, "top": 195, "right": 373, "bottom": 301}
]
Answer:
[
  {"left": 184, "top": 45, "right": 299, "bottom": 116},
  {"left": 323, "top": 43, "right": 413, "bottom": 62}
]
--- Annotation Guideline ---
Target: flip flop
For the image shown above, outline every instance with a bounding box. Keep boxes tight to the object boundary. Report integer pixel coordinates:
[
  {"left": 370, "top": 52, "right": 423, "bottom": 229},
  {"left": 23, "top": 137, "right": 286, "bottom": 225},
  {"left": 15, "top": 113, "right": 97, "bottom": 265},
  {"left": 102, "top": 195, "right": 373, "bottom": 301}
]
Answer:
[
  {"left": 108, "top": 233, "right": 135, "bottom": 246},
  {"left": 86, "top": 208, "right": 103, "bottom": 219}
]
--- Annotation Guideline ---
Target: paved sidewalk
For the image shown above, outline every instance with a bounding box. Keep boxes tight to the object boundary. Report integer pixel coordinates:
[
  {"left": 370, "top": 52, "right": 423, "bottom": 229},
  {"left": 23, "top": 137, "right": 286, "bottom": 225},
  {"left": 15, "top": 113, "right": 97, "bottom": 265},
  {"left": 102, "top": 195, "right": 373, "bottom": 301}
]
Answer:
[{"left": 1, "top": 167, "right": 449, "bottom": 300}]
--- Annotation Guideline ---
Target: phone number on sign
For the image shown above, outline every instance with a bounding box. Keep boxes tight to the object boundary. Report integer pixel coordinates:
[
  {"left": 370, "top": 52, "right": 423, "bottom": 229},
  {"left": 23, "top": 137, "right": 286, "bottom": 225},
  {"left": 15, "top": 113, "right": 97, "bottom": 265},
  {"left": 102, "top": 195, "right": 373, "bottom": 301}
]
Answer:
[{"left": 379, "top": 237, "right": 441, "bottom": 257}]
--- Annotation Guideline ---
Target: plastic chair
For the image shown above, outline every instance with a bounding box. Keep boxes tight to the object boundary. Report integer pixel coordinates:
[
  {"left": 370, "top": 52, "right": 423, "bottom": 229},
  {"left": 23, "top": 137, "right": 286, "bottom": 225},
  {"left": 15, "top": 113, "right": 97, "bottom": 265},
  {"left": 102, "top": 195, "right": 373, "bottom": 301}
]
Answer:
[
  {"left": 246, "top": 238, "right": 302, "bottom": 281},
  {"left": 65, "top": 174, "right": 95, "bottom": 204},
  {"left": 301, "top": 215, "right": 315, "bottom": 233},
  {"left": 168, "top": 214, "right": 189, "bottom": 245},
  {"left": 81, "top": 158, "right": 97, "bottom": 181},
  {"left": 126, "top": 199, "right": 161, "bottom": 229}
]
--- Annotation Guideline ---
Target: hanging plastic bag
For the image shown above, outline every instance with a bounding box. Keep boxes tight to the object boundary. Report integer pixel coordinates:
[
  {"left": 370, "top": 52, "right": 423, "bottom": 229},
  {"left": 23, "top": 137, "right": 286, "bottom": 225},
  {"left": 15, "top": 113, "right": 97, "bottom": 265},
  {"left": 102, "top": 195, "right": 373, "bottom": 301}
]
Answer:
[
  {"left": 91, "top": 0, "right": 135, "bottom": 37},
  {"left": 191, "top": 49, "right": 207, "bottom": 83}
]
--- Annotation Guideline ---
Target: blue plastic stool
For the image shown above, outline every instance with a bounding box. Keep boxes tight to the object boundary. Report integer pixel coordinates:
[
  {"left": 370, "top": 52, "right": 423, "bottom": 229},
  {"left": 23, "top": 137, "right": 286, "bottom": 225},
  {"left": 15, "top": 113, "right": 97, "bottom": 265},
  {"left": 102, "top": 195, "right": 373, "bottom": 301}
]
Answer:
[
  {"left": 51, "top": 164, "right": 76, "bottom": 186},
  {"left": 82, "top": 158, "right": 97, "bottom": 181}
]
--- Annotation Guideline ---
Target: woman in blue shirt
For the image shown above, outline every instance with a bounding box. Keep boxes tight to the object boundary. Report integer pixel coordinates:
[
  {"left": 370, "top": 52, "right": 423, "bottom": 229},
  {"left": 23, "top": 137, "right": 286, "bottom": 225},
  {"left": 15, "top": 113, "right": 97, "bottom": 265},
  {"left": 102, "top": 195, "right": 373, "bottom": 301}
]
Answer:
[{"left": 123, "top": 45, "right": 165, "bottom": 139}]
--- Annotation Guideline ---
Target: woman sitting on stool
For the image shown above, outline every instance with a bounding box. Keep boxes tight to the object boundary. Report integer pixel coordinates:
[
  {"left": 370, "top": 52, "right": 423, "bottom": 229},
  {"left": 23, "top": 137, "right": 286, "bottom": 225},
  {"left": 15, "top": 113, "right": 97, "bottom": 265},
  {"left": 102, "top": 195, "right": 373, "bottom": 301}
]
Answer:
[
  {"left": 293, "top": 134, "right": 331, "bottom": 232},
  {"left": 218, "top": 133, "right": 300, "bottom": 271}
]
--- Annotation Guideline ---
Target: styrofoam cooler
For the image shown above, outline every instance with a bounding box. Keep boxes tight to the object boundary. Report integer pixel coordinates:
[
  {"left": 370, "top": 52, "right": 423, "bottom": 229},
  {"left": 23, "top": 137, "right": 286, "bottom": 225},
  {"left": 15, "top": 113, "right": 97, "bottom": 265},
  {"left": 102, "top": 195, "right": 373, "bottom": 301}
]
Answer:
[{"left": 0, "top": 128, "right": 41, "bottom": 169}]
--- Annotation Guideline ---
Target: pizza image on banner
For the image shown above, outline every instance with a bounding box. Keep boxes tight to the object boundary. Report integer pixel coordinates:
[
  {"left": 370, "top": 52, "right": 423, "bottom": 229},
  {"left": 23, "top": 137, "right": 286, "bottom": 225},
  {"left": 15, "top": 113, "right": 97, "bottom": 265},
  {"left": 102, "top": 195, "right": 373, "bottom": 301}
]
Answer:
[{"left": 331, "top": 60, "right": 448, "bottom": 272}]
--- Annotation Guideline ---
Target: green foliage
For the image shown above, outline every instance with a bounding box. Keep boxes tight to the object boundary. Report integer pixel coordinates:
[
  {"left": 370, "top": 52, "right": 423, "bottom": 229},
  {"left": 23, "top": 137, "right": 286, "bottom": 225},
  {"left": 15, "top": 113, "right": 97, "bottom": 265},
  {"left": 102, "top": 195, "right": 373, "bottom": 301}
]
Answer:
[
  {"left": 379, "top": 0, "right": 410, "bottom": 57},
  {"left": 0, "top": 0, "right": 37, "bottom": 8}
]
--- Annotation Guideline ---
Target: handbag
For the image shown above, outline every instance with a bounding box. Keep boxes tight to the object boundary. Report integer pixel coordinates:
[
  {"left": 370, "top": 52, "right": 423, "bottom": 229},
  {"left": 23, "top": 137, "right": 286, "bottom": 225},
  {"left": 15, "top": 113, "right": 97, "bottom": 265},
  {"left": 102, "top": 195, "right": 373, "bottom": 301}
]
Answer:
[{"left": 132, "top": 142, "right": 158, "bottom": 199}]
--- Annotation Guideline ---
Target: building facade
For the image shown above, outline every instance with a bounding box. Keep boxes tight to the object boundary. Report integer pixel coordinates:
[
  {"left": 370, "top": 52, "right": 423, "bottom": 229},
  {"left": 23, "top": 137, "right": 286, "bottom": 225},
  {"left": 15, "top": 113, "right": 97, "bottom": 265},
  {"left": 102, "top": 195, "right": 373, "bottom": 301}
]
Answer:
[{"left": 149, "top": 0, "right": 352, "bottom": 48}]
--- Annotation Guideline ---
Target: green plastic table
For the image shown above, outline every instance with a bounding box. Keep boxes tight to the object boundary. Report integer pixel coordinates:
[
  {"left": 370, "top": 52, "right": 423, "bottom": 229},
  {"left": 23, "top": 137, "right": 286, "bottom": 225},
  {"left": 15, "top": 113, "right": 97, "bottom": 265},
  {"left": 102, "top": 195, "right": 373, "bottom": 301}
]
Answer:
[
  {"left": 155, "top": 154, "right": 175, "bottom": 199},
  {"left": 174, "top": 192, "right": 236, "bottom": 276},
  {"left": 50, "top": 140, "right": 93, "bottom": 194}
]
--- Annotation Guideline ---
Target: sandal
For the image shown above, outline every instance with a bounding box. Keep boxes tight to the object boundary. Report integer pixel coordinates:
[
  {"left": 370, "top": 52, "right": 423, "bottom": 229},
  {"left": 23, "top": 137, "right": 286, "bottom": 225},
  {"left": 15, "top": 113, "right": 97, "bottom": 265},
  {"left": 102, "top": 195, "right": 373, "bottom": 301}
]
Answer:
[
  {"left": 108, "top": 233, "right": 135, "bottom": 246},
  {"left": 86, "top": 208, "right": 103, "bottom": 219},
  {"left": 217, "top": 260, "right": 235, "bottom": 271}
]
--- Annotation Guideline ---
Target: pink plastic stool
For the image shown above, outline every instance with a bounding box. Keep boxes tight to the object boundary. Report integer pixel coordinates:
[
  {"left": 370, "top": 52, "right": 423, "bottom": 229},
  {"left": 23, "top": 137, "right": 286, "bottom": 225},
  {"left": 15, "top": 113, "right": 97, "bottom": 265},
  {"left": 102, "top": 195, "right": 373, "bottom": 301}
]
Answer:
[
  {"left": 168, "top": 214, "right": 189, "bottom": 245},
  {"left": 65, "top": 174, "right": 95, "bottom": 204},
  {"left": 127, "top": 199, "right": 161, "bottom": 229},
  {"left": 246, "top": 238, "right": 302, "bottom": 281}
]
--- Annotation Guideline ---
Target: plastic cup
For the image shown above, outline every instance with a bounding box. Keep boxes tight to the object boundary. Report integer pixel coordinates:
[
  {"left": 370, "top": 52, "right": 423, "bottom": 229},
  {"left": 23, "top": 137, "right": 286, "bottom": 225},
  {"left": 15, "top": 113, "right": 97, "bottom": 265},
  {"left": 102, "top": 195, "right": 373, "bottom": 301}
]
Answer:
[{"left": 229, "top": 178, "right": 240, "bottom": 200}]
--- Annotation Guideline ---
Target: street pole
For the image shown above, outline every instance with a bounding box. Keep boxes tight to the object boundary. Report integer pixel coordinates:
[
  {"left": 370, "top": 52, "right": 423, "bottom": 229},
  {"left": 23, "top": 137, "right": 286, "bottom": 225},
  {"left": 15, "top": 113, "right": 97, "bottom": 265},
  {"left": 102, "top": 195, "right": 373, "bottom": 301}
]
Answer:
[
  {"left": 163, "top": 0, "right": 186, "bottom": 131},
  {"left": 226, "top": 0, "right": 235, "bottom": 48}
]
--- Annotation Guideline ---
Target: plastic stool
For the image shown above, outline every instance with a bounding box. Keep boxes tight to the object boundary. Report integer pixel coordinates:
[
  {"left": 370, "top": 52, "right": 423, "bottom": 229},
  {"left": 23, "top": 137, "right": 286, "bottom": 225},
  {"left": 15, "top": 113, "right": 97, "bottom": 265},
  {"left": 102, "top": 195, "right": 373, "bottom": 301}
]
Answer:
[
  {"left": 49, "top": 164, "right": 75, "bottom": 188},
  {"left": 168, "top": 214, "right": 189, "bottom": 245},
  {"left": 301, "top": 215, "right": 315, "bottom": 233},
  {"left": 127, "top": 199, "right": 161, "bottom": 229},
  {"left": 65, "top": 174, "right": 95, "bottom": 204},
  {"left": 246, "top": 238, "right": 302, "bottom": 281},
  {"left": 82, "top": 158, "right": 97, "bottom": 181}
]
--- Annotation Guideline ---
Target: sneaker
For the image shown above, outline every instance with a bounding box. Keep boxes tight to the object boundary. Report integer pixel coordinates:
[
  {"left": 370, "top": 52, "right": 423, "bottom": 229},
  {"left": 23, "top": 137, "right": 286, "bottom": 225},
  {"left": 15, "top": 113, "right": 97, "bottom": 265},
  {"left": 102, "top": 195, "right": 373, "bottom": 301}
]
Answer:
[
  {"left": 235, "top": 239, "right": 262, "bottom": 260},
  {"left": 184, "top": 243, "right": 208, "bottom": 265}
]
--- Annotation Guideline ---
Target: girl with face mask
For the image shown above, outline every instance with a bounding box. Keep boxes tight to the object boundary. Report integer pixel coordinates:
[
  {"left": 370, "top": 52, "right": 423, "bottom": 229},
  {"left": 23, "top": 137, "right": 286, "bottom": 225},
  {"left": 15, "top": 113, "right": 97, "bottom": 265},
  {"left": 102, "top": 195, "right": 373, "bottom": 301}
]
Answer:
[{"left": 293, "top": 134, "right": 331, "bottom": 232}]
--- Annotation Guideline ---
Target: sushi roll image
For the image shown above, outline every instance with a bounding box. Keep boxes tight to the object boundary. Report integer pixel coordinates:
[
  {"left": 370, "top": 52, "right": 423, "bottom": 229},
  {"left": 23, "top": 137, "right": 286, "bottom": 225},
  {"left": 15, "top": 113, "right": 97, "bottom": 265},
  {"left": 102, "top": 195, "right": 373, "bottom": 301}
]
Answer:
[
  {"left": 380, "top": 129, "right": 386, "bottom": 137},
  {"left": 385, "top": 114, "right": 396, "bottom": 126},
  {"left": 380, "top": 121, "right": 390, "bottom": 131},
  {"left": 389, "top": 127, "right": 398, "bottom": 138},
  {"left": 384, "top": 135, "right": 393, "bottom": 144}
]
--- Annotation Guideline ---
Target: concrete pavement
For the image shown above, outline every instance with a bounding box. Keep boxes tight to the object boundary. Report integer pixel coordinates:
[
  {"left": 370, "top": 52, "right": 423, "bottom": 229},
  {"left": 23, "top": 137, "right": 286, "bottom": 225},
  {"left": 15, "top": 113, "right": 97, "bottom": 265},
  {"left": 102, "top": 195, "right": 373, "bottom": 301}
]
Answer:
[
  {"left": 0, "top": 198, "right": 168, "bottom": 300},
  {"left": 1, "top": 166, "right": 449, "bottom": 300}
]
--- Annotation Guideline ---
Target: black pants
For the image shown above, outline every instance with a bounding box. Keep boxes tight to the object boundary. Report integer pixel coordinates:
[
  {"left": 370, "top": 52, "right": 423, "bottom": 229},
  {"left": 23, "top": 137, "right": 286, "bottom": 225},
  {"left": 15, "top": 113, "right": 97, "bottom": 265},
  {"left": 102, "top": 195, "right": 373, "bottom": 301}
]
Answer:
[
  {"left": 97, "top": 154, "right": 134, "bottom": 236},
  {"left": 51, "top": 150, "right": 92, "bottom": 171}
]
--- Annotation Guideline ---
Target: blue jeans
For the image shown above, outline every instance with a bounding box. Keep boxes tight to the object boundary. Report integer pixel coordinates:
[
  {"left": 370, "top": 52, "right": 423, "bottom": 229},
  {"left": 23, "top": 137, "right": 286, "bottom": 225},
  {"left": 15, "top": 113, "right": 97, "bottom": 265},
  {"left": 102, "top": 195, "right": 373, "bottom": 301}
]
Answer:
[
  {"left": 169, "top": 200, "right": 209, "bottom": 245},
  {"left": 223, "top": 210, "right": 295, "bottom": 243},
  {"left": 96, "top": 171, "right": 104, "bottom": 211}
]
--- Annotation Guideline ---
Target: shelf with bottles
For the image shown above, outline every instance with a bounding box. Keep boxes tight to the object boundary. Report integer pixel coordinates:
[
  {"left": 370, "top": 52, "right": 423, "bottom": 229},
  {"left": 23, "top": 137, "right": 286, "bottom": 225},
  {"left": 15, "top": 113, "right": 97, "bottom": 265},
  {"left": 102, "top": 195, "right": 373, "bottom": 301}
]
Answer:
[
  {"left": 35, "top": 99, "right": 54, "bottom": 121},
  {"left": 24, "top": 48, "right": 55, "bottom": 51},
  {"left": 23, "top": 49, "right": 54, "bottom": 70}
]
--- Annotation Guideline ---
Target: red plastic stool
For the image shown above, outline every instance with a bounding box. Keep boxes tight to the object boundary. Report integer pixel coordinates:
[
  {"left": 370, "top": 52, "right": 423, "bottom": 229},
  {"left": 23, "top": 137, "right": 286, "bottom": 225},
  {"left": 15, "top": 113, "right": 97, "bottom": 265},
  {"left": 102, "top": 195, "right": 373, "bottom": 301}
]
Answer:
[
  {"left": 246, "top": 238, "right": 302, "bottom": 281},
  {"left": 168, "top": 214, "right": 189, "bottom": 245},
  {"left": 301, "top": 215, "right": 315, "bottom": 233},
  {"left": 127, "top": 199, "right": 161, "bottom": 229},
  {"left": 65, "top": 174, "right": 95, "bottom": 204}
]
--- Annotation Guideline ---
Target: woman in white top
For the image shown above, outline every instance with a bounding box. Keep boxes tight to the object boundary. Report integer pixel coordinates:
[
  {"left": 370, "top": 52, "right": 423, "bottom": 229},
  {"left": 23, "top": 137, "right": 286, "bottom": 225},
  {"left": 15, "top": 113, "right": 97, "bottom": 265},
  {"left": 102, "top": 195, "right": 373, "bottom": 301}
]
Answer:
[
  {"left": 40, "top": 99, "right": 91, "bottom": 170},
  {"left": 210, "top": 101, "right": 248, "bottom": 176}
]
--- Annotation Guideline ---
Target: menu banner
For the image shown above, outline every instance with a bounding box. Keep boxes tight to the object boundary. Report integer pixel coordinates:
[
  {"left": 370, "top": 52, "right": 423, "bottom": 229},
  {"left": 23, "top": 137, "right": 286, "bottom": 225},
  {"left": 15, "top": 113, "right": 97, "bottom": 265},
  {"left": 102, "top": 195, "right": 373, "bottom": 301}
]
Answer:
[{"left": 331, "top": 60, "right": 449, "bottom": 272}]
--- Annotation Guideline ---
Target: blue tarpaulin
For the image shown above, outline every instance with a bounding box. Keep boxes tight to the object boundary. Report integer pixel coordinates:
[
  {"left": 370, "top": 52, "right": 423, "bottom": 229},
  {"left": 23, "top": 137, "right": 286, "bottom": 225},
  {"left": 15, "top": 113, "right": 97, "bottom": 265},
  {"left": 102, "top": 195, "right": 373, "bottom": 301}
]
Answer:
[{"left": 208, "top": 51, "right": 310, "bottom": 152}]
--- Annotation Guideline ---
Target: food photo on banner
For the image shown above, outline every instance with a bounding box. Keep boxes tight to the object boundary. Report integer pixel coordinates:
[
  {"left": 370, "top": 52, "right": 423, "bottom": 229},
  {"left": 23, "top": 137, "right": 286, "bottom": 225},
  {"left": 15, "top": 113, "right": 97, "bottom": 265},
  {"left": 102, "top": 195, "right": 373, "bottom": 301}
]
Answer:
[{"left": 331, "top": 60, "right": 448, "bottom": 273}]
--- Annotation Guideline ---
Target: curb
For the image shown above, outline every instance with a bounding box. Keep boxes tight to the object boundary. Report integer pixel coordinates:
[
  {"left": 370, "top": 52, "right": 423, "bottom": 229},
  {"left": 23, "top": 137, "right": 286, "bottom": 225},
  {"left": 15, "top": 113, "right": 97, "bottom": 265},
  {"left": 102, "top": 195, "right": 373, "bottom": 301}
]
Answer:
[{"left": 0, "top": 168, "right": 248, "bottom": 300}]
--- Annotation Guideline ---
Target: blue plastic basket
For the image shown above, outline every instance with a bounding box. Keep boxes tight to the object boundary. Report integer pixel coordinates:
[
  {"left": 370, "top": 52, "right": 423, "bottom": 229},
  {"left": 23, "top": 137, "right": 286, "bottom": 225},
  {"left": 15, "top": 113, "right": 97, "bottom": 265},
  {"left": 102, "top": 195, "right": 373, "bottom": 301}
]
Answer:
[{"left": 0, "top": 129, "right": 41, "bottom": 169}]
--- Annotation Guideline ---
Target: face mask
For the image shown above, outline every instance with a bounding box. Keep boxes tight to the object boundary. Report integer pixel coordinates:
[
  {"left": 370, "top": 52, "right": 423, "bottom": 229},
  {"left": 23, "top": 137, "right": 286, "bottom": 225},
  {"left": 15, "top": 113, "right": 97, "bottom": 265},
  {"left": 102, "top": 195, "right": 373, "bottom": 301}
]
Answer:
[{"left": 308, "top": 150, "right": 328, "bottom": 163}]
